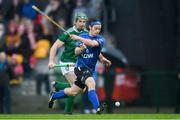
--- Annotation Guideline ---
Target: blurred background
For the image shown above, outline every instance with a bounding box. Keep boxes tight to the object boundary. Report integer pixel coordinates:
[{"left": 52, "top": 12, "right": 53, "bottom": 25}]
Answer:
[{"left": 0, "top": 0, "right": 180, "bottom": 114}]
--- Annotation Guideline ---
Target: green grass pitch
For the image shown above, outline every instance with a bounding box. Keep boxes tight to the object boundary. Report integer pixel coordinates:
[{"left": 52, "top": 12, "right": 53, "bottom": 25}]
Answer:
[{"left": 0, "top": 114, "right": 180, "bottom": 119}]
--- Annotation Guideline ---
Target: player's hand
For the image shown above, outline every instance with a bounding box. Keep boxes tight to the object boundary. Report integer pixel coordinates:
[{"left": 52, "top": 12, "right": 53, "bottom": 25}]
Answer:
[
  {"left": 48, "top": 62, "right": 55, "bottom": 69},
  {"left": 101, "top": 58, "right": 112, "bottom": 67},
  {"left": 80, "top": 43, "right": 87, "bottom": 49},
  {"left": 70, "top": 34, "right": 80, "bottom": 40}
]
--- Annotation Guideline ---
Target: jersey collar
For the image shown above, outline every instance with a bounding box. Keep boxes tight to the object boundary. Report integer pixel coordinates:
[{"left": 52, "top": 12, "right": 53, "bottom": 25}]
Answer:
[{"left": 73, "top": 26, "right": 83, "bottom": 33}]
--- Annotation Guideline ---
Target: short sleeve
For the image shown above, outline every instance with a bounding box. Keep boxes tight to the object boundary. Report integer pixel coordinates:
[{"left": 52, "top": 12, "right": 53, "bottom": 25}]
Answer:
[
  {"left": 96, "top": 37, "right": 105, "bottom": 49},
  {"left": 58, "top": 32, "right": 69, "bottom": 42},
  {"left": 79, "top": 33, "right": 85, "bottom": 38}
]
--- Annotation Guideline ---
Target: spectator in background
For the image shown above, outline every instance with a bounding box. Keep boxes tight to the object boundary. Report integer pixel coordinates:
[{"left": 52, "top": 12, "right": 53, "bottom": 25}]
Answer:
[
  {"left": 0, "top": 52, "right": 14, "bottom": 114},
  {"left": 34, "top": 18, "right": 45, "bottom": 40},
  {"left": 57, "top": 18, "right": 66, "bottom": 35},
  {"left": 0, "top": 22, "right": 5, "bottom": 46},
  {"left": 10, "top": 54, "right": 24, "bottom": 84},
  {"left": 17, "top": 19, "right": 34, "bottom": 72},
  {"left": 35, "top": 55, "right": 50, "bottom": 95},
  {"left": 43, "top": 0, "right": 68, "bottom": 42},
  {"left": 33, "top": 18, "right": 50, "bottom": 95},
  {"left": 0, "top": 11, "right": 5, "bottom": 48},
  {"left": 63, "top": 0, "right": 76, "bottom": 27},
  {"left": 0, "top": 0, "right": 12, "bottom": 21},
  {"left": 87, "top": 0, "right": 104, "bottom": 19},
  {"left": 0, "top": 0, "right": 2, "bottom": 9},
  {"left": 18, "top": 19, "right": 32, "bottom": 58},
  {"left": 45, "top": 0, "right": 67, "bottom": 21},
  {"left": 4, "top": 20, "right": 21, "bottom": 55},
  {"left": 21, "top": 0, "right": 37, "bottom": 20},
  {"left": 5, "top": 0, "right": 22, "bottom": 20},
  {"left": 53, "top": 17, "right": 66, "bottom": 41},
  {"left": 25, "top": 19, "right": 36, "bottom": 50},
  {"left": 72, "top": 0, "right": 88, "bottom": 24}
]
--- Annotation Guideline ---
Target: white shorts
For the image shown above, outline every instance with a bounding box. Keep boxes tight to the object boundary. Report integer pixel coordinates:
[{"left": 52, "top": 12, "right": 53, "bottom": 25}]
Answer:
[{"left": 59, "top": 61, "right": 75, "bottom": 75}]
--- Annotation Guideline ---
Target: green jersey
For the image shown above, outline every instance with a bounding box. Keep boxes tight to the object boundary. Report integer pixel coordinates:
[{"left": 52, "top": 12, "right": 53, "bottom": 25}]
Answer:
[{"left": 58, "top": 26, "right": 88, "bottom": 63}]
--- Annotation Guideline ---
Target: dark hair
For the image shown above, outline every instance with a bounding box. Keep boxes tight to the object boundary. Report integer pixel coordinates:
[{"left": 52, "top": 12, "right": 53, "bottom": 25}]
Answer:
[{"left": 87, "top": 18, "right": 101, "bottom": 27}]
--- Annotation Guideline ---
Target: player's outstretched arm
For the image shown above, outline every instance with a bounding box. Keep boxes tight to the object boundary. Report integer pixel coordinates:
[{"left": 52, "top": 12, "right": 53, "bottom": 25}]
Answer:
[
  {"left": 70, "top": 35, "right": 99, "bottom": 47},
  {"left": 48, "top": 39, "right": 64, "bottom": 69},
  {"left": 99, "top": 53, "right": 112, "bottom": 67}
]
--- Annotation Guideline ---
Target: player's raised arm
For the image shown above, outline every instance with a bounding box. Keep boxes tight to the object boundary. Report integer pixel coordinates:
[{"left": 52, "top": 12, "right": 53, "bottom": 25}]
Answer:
[
  {"left": 48, "top": 39, "right": 64, "bottom": 69},
  {"left": 99, "top": 53, "right": 112, "bottom": 67},
  {"left": 70, "top": 35, "right": 99, "bottom": 47},
  {"left": 71, "top": 20, "right": 103, "bottom": 47}
]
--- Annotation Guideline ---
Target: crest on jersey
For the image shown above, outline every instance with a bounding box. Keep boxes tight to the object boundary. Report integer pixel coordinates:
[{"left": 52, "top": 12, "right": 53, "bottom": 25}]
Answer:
[{"left": 86, "top": 49, "right": 89, "bottom": 53}]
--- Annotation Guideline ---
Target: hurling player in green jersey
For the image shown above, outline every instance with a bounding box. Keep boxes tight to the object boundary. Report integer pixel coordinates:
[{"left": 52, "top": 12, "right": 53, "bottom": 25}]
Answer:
[{"left": 48, "top": 13, "right": 111, "bottom": 114}]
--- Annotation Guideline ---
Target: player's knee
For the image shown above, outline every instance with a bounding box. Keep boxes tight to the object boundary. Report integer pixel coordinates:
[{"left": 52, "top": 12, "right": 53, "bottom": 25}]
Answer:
[
  {"left": 64, "top": 88, "right": 71, "bottom": 95},
  {"left": 71, "top": 91, "right": 79, "bottom": 96},
  {"left": 86, "top": 78, "right": 96, "bottom": 90},
  {"left": 65, "top": 88, "right": 79, "bottom": 96},
  {"left": 69, "top": 90, "right": 79, "bottom": 96}
]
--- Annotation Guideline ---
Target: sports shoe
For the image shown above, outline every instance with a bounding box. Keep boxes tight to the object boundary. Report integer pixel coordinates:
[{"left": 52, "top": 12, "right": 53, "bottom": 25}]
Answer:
[
  {"left": 83, "top": 109, "right": 91, "bottom": 114},
  {"left": 96, "top": 103, "right": 107, "bottom": 114},
  {"left": 51, "top": 81, "right": 58, "bottom": 91},
  {"left": 48, "top": 91, "right": 55, "bottom": 109},
  {"left": 64, "top": 111, "right": 72, "bottom": 115},
  {"left": 91, "top": 109, "right": 96, "bottom": 114}
]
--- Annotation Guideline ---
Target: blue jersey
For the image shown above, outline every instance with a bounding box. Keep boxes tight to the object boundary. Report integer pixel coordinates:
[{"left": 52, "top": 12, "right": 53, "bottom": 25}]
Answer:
[{"left": 76, "top": 33, "right": 105, "bottom": 73}]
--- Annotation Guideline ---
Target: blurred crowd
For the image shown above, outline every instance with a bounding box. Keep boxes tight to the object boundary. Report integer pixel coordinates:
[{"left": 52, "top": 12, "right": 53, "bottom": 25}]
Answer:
[
  {"left": 0, "top": 0, "right": 105, "bottom": 84},
  {"left": 0, "top": 0, "right": 140, "bottom": 115},
  {"left": 0, "top": 0, "right": 105, "bottom": 113}
]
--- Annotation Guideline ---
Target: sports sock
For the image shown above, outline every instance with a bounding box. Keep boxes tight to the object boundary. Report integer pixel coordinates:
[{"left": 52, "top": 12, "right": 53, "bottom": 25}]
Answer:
[
  {"left": 82, "top": 91, "right": 89, "bottom": 110},
  {"left": 88, "top": 90, "right": 100, "bottom": 110},
  {"left": 64, "top": 96, "right": 75, "bottom": 113},
  {"left": 54, "top": 82, "right": 75, "bottom": 113},
  {"left": 52, "top": 90, "right": 68, "bottom": 99}
]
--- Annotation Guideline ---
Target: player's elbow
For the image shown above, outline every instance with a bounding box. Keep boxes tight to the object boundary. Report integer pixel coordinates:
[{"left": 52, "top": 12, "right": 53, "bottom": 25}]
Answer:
[
  {"left": 75, "top": 48, "right": 81, "bottom": 55},
  {"left": 55, "top": 39, "right": 64, "bottom": 48},
  {"left": 51, "top": 42, "right": 59, "bottom": 50},
  {"left": 75, "top": 50, "right": 79, "bottom": 55},
  {"left": 75, "top": 49, "right": 78, "bottom": 55},
  {"left": 50, "top": 45, "right": 56, "bottom": 53}
]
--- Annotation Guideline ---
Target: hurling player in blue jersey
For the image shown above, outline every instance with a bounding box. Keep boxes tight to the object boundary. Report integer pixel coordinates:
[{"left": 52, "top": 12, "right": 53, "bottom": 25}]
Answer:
[{"left": 49, "top": 19, "right": 111, "bottom": 114}]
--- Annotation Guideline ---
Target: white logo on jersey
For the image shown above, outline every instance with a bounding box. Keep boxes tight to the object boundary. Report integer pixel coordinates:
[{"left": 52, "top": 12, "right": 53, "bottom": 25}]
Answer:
[{"left": 82, "top": 54, "right": 94, "bottom": 58}]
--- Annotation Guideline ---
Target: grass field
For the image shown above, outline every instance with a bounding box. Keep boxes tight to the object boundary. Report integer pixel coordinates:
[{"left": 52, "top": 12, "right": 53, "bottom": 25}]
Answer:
[{"left": 0, "top": 114, "right": 180, "bottom": 119}]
